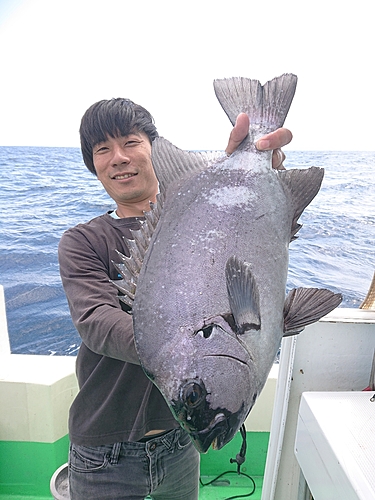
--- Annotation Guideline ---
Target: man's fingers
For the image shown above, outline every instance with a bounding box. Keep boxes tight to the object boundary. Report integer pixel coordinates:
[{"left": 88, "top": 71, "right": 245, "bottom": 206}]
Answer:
[
  {"left": 256, "top": 128, "right": 293, "bottom": 151},
  {"left": 225, "top": 119, "right": 293, "bottom": 170},
  {"left": 272, "top": 149, "right": 286, "bottom": 170},
  {"left": 225, "top": 113, "right": 249, "bottom": 155}
]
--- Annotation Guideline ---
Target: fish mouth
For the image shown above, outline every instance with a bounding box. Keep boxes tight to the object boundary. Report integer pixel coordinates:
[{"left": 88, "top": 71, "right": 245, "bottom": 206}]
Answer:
[
  {"left": 189, "top": 413, "right": 228, "bottom": 453},
  {"left": 172, "top": 379, "right": 248, "bottom": 453}
]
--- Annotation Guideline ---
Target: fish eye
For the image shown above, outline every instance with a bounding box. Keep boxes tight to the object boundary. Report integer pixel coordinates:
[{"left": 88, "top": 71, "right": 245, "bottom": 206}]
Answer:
[
  {"left": 198, "top": 324, "right": 214, "bottom": 338},
  {"left": 182, "top": 381, "right": 205, "bottom": 408}
]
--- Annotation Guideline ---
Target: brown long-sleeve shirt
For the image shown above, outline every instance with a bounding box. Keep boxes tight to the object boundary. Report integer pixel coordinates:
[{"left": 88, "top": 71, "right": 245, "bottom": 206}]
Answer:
[{"left": 58, "top": 212, "right": 178, "bottom": 446}]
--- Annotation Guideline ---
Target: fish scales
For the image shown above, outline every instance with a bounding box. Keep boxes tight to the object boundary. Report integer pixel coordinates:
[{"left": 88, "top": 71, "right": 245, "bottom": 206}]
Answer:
[
  {"left": 113, "top": 74, "right": 342, "bottom": 452},
  {"left": 136, "top": 157, "right": 288, "bottom": 346}
]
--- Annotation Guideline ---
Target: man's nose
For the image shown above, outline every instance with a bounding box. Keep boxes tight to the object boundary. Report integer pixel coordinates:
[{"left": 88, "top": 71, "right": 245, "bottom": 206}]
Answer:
[{"left": 111, "top": 145, "right": 129, "bottom": 165}]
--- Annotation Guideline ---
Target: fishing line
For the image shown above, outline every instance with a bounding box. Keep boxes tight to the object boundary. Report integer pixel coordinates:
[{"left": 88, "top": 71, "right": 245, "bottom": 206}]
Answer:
[
  {"left": 199, "top": 424, "right": 256, "bottom": 499},
  {"left": 230, "top": 424, "right": 247, "bottom": 474},
  {"left": 199, "top": 470, "right": 256, "bottom": 499}
]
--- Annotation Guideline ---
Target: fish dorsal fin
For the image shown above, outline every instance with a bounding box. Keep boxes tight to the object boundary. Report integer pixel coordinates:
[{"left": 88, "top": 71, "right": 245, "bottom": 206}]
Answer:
[
  {"left": 278, "top": 167, "right": 325, "bottom": 240},
  {"left": 283, "top": 287, "right": 342, "bottom": 336},
  {"left": 152, "top": 137, "right": 223, "bottom": 195},
  {"left": 213, "top": 74, "right": 297, "bottom": 145},
  {"left": 225, "top": 255, "right": 261, "bottom": 334},
  {"left": 110, "top": 193, "right": 164, "bottom": 308}
]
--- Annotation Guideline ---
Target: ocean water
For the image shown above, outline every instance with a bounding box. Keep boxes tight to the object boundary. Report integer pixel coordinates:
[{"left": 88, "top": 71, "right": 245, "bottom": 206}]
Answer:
[{"left": 0, "top": 147, "right": 374, "bottom": 355}]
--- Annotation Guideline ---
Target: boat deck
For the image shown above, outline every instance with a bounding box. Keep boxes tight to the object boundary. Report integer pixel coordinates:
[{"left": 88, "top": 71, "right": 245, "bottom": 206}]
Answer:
[{"left": 199, "top": 475, "right": 263, "bottom": 499}]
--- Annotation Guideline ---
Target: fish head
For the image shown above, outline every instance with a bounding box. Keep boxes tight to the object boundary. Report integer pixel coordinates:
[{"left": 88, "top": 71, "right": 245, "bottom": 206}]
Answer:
[
  {"left": 164, "top": 321, "right": 259, "bottom": 453},
  {"left": 133, "top": 255, "right": 285, "bottom": 452}
]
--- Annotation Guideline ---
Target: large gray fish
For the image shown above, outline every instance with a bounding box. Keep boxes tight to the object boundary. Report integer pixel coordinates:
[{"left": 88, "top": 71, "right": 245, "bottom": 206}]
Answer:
[{"left": 113, "top": 74, "right": 342, "bottom": 453}]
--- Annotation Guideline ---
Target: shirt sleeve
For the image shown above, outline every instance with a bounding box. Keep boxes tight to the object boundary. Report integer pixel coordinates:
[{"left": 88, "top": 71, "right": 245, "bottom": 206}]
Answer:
[{"left": 58, "top": 226, "right": 140, "bottom": 365}]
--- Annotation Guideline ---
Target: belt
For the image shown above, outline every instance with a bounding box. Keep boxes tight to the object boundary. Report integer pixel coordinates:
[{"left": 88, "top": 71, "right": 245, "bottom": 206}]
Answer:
[{"left": 137, "top": 430, "right": 171, "bottom": 443}]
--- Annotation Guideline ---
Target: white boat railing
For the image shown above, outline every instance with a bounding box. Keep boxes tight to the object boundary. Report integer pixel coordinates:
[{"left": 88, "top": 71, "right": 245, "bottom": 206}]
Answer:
[{"left": 262, "top": 307, "right": 375, "bottom": 500}]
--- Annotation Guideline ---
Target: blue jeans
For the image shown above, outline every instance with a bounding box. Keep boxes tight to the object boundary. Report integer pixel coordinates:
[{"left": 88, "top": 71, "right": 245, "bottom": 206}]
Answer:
[{"left": 68, "top": 428, "right": 200, "bottom": 500}]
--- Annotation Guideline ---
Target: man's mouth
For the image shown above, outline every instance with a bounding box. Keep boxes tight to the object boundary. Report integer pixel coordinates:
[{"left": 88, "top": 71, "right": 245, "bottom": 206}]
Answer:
[{"left": 113, "top": 173, "right": 137, "bottom": 180}]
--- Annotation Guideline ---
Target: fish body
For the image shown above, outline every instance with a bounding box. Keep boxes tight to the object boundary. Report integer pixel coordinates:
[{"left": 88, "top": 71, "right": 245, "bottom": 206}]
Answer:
[{"left": 114, "top": 75, "right": 342, "bottom": 452}]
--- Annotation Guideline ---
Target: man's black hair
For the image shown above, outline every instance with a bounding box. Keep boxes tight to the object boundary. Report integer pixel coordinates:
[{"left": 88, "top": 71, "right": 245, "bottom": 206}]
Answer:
[{"left": 79, "top": 98, "right": 159, "bottom": 175}]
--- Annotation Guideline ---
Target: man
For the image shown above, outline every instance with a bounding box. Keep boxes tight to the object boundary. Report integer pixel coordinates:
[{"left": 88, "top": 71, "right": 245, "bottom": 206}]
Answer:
[{"left": 58, "top": 98, "right": 292, "bottom": 499}]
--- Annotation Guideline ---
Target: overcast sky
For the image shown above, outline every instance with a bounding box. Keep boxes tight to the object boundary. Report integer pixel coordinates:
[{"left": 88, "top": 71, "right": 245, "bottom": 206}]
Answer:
[{"left": 0, "top": 0, "right": 374, "bottom": 151}]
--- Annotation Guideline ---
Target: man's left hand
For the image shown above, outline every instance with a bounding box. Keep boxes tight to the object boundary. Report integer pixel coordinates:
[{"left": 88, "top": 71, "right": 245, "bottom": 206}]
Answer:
[{"left": 225, "top": 113, "right": 293, "bottom": 170}]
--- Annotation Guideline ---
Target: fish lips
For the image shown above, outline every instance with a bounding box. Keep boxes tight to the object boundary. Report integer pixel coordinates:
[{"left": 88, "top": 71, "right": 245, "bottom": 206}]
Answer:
[
  {"left": 189, "top": 412, "right": 229, "bottom": 453},
  {"left": 172, "top": 379, "right": 246, "bottom": 453},
  {"left": 184, "top": 405, "right": 244, "bottom": 453}
]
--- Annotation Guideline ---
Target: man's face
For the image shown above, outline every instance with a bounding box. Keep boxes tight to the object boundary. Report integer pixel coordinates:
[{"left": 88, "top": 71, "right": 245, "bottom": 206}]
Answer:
[{"left": 93, "top": 131, "right": 159, "bottom": 213}]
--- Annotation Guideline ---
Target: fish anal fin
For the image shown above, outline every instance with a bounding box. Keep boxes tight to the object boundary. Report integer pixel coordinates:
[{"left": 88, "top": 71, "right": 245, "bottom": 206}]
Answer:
[
  {"left": 283, "top": 287, "right": 342, "bottom": 336},
  {"left": 225, "top": 256, "right": 261, "bottom": 334}
]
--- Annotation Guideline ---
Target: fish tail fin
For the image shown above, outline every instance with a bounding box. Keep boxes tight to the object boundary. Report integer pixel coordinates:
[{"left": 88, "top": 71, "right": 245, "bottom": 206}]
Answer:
[{"left": 213, "top": 74, "right": 297, "bottom": 143}]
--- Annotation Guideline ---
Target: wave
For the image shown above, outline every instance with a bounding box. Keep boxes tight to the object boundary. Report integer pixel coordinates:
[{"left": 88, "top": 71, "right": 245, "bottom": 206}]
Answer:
[{"left": 1, "top": 147, "right": 374, "bottom": 355}]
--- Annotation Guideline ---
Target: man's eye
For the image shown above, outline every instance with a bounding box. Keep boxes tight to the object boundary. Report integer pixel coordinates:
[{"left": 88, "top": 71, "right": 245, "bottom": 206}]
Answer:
[{"left": 95, "top": 146, "right": 108, "bottom": 154}]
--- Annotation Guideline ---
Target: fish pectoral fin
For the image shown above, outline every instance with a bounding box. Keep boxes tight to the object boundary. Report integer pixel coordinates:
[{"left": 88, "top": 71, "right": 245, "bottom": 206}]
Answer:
[
  {"left": 225, "top": 256, "right": 261, "bottom": 334},
  {"left": 283, "top": 287, "right": 342, "bottom": 336},
  {"left": 151, "top": 137, "right": 222, "bottom": 195},
  {"left": 278, "top": 168, "right": 325, "bottom": 241}
]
